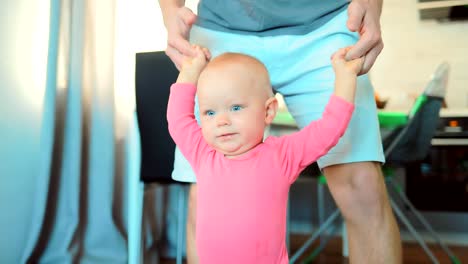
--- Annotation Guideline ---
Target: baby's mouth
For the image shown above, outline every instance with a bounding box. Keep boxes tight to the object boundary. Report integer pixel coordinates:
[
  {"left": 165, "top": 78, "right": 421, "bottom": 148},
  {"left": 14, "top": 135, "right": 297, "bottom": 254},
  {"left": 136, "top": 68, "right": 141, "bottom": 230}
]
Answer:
[{"left": 217, "top": 133, "right": 236, "bottom": 141}]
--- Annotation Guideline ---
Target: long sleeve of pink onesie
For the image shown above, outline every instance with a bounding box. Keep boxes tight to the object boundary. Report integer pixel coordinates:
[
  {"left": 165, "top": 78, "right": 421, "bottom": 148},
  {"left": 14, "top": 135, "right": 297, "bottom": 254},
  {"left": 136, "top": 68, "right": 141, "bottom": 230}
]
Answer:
[
  {"left": 167, "top": 83, "right": 211, "bottom": 171},
  {"left": 272, "top": 95, "right": 354, "bottom": 183}
]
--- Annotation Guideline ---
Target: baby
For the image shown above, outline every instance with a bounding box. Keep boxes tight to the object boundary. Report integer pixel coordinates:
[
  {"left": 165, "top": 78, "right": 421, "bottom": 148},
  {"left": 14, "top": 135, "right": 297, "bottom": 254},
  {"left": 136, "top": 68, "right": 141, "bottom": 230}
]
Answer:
[{"left": 167, "top": 46, "right": 363, "bottom": 264}]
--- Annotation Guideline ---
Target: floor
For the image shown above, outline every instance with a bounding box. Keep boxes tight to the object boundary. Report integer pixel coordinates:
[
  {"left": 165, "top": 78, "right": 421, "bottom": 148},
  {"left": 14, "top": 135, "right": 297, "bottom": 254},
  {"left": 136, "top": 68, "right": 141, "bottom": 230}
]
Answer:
[{"left": 158, "top": 234, "right": 468, "bottom": 264}]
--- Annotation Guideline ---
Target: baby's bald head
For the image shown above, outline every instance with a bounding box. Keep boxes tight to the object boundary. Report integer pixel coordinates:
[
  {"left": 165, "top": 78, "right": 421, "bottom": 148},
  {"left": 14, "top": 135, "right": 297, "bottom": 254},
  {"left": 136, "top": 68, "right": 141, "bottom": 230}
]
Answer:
[{"left": 198, "top": 53, "right": 273, "bottom": 99}]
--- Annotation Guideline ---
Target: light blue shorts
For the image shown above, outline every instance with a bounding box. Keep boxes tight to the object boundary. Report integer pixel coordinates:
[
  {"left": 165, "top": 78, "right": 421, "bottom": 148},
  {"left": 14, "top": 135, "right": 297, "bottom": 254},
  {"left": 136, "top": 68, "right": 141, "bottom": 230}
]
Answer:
[{"left": 172, "top": 10, "right": 385, "bottom": 182}]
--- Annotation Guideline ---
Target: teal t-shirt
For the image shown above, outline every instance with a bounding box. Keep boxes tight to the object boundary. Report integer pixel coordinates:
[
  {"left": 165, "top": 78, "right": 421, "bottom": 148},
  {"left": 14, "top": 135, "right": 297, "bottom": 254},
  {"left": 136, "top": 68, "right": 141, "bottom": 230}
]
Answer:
[{"left": 196, "top": 0, "right": 349, "bottom": 36}]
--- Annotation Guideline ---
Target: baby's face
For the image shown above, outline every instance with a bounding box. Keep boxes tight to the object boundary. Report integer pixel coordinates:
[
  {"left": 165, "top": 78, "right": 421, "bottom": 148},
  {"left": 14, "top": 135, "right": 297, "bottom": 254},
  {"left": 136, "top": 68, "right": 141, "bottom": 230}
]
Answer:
[{"left": 197, "top": 62, "right": 272, "bottom": 158}]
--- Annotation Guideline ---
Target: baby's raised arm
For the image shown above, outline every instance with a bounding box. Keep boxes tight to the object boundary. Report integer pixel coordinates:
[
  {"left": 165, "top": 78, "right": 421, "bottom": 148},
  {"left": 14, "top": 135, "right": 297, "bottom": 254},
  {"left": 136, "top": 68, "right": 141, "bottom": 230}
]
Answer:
[
  {"left": 176, "top": 45, "right": 209, "bottom": 85},
  {"left": 167, "top": 45, "right": 211, "bottom": 173},
  {"left": 331, "top": 47, "right": 364, "bottom": 104}
]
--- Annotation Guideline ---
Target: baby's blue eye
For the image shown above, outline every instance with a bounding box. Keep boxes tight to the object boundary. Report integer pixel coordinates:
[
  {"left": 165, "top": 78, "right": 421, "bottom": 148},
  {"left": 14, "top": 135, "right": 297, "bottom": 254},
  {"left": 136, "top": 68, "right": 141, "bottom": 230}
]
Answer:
[
  {"left": 205, "top": 110, "right": 215, "bottom": 116},
  {"left": 231, "top": 105, "right": 243, "bottom": 112}
]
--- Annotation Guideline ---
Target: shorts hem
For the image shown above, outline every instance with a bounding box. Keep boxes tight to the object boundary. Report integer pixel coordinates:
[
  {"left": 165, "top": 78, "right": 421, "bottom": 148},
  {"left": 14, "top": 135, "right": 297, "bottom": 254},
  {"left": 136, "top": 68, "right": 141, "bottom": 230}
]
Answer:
[
  {"left": 171, "top": 173, "right": 197, "bottom": 183},
  {"left": 317, "top": 153, "right": 385, "bottom": 169}
]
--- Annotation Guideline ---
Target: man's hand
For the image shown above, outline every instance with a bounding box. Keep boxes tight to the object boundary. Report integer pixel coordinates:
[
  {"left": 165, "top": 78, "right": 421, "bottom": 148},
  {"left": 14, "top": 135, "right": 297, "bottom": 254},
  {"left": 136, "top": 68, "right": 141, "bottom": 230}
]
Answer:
[
  {"left": 345, "top": 0, "right": 384, "bottom": 75},
  {"left": 177, "top": 45, "right": 210, "bottom": 84},
  {"left": 162, "top": 6, "right": 210, "bottom": 69}
]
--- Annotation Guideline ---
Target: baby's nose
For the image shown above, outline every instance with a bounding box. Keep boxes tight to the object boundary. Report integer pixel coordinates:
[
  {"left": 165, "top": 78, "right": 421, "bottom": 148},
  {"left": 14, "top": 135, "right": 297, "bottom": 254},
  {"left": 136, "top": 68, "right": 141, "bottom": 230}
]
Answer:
[{"left": 216, "top": 113, "right": 231, "bottom": 126}]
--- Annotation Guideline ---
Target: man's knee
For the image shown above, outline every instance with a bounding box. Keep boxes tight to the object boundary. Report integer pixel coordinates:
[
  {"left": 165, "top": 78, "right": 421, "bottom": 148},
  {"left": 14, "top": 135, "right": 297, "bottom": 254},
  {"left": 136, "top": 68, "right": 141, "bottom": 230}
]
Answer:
[{"left": 324, "top": 162, "right": 388, "bottom": 222}]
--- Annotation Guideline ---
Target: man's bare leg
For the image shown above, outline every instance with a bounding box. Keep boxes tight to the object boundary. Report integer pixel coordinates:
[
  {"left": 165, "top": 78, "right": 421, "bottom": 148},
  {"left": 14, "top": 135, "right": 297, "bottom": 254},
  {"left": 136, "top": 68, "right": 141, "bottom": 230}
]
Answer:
[
  {"left": 323, "top": 162, "right": 402, "bottom": 264},
  {"left": 186, "top": 184, "right": 199, "bottom": 264}
]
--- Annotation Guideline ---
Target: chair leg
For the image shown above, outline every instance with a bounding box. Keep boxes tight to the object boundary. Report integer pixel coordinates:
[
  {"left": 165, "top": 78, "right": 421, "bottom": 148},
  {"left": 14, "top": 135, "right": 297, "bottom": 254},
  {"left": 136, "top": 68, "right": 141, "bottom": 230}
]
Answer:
[
  {"left": 317, "top": 181, "right": 326, "bottom": 247},
  {"left": 290, "top": 208, "right": 341, "bottom": 264},
  {"left": 175, "top": 185, "right": 186, "bottom": 264},
  {"left": 389, "top": 198, "right": 440, "bottom": 264},
  {"left": 128, "top": 181, "right": 145, "bottom": 264},
  {"left": 387, "top": 179, "right": 460, "bottom": 263},
  {"left": 341, "top": 222, "right": 349, "bottom": 257},
  {"left": 128, "top": 113, "right": 144, "bottom": 264},
  {"left": 290, "top": 177, "right": 341, "bottom": 263},
  {"left": 303, "top": 223, "right": 339, "bottom": 264}
]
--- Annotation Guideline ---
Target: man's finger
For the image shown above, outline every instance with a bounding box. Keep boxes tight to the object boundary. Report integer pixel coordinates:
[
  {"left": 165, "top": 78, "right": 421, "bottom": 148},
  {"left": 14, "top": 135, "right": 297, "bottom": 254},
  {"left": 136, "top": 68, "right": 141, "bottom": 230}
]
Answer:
[
  {"left": 170, "top": 35, "right": 196, "bottom": 57},
  {"left": 165, "top": 46, "right": 183, "bottom": 70},
  {"left": 345, "top": 32, "right": 375, "bottom": 61},
  {"left": 347, "top": 2, "right": 365, "bottom": 32},
  {"left": 180, "top": 7, "right": 197, "bottom": 26},
  {"left": 359, "top": 42, "right": 383, "bottom": 75}
]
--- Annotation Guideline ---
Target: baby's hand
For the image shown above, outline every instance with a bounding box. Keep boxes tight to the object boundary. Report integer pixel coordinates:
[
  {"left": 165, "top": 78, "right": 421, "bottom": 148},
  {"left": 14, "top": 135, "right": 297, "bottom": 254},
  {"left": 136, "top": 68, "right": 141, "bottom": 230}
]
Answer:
[
  {"left": 331, "top": 47, "right": 364, "bottom": 76},
  {"left": 177, "top": 45, "right": 210, "bottom": 84}
]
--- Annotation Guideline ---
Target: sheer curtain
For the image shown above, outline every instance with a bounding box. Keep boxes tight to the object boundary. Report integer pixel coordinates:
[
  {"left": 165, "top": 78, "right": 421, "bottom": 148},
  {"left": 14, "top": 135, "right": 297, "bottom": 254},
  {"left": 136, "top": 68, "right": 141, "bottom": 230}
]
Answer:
[
  {"left": 0, "top": 0, "right": 52, "bottom": 262},
  {"left": 0, "top": 0, "right": 131, "bottom": 262}
]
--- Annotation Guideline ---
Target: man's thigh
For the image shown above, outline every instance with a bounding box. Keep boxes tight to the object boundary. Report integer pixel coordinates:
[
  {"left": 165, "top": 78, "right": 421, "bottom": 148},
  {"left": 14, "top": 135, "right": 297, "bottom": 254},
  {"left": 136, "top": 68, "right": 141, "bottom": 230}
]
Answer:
[{"left": 264, "top": 10, "right": 385, "bottom": 168}]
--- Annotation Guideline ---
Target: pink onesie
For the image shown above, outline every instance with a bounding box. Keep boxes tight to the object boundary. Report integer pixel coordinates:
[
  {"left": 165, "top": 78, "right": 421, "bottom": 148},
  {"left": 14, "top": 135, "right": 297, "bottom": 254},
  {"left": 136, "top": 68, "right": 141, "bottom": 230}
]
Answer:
[{"left": 167, "top": 83, "right": 354, "bottom": 264}]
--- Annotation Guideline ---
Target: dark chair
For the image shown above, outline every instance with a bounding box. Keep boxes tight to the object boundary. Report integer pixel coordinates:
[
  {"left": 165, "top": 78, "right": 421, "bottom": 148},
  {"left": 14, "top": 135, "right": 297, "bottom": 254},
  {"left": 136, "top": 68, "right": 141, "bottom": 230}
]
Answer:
[
  {"left": 127, "top": 51, "right": 186, "bottom": 264},
  {"left": 291, "top": 62, "right": 460, "bottom": 264}
]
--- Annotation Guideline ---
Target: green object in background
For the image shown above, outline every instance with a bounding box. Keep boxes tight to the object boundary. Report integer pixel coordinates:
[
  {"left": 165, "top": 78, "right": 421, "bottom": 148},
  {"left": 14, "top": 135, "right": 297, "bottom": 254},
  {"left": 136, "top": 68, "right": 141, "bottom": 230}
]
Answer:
[
  {"left": 409, "top": 95, "right": 428, "bottom": 118},
  {"left": 272, "top": 110, "right": 297, "bottom": 127},
  {"left": 274, "top": 108, "right": 410, "bottom": 129},
  {"left": 450, "top": 256, "right": 461, "bottom": 264},
  {"left": 376, "top": 95, "right": 429, "bottom": 129},
  {"left": 377, "top": 111, "right": 408, "bottom": 128},
  {"left": 273, "top": 95, "right": 429, "bottom": 129},
  {"left": 378, "top": 94, "right": 427, "bottom": 128},
  {"left": 318, "top": 174, "right": 327, "bottom": 185}
]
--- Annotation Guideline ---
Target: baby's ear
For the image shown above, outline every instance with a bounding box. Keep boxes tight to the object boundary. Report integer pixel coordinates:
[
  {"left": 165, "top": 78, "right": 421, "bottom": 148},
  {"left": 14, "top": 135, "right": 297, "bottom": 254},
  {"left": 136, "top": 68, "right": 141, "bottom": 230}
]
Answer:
[{"left": 264, "top": 96, "right": 278, "bottom": 125}]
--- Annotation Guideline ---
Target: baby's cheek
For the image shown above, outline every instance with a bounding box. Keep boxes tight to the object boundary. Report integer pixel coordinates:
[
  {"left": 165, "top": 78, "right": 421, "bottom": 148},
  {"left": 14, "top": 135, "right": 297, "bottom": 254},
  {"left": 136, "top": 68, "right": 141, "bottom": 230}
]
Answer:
[
  {"left": 247, "top": 126, "right": 264, "bottom": 144},
  {"left": 201, "top": 126, "right": 211, "bottom": 142}
]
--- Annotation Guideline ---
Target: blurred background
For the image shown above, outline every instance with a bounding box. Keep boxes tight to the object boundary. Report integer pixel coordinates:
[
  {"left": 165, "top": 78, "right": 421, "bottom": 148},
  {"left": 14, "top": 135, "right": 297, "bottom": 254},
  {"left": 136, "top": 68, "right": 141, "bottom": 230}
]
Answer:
[{"left": 0, "top": 0, "right": 467, "bottom": 263}]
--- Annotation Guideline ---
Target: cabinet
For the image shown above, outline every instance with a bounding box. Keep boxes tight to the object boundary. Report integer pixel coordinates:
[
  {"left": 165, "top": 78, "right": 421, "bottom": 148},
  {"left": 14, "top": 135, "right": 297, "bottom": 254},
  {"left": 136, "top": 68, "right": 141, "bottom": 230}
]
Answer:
[{"left": 406, "top": 142, "right": 468, "bottom": 212}]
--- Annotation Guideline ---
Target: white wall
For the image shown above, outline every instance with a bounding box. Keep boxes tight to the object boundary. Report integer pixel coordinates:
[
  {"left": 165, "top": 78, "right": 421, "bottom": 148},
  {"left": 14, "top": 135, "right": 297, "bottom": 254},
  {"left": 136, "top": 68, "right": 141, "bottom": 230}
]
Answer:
[
  {"left": 371, "top": 0, "right": 468, "bottom": 110},
  {"left": 113, "top": 0, "right": 200, "bottom": 130},
  {"left": 129, "top": 0, "right": 199, "bottom": 53}
]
